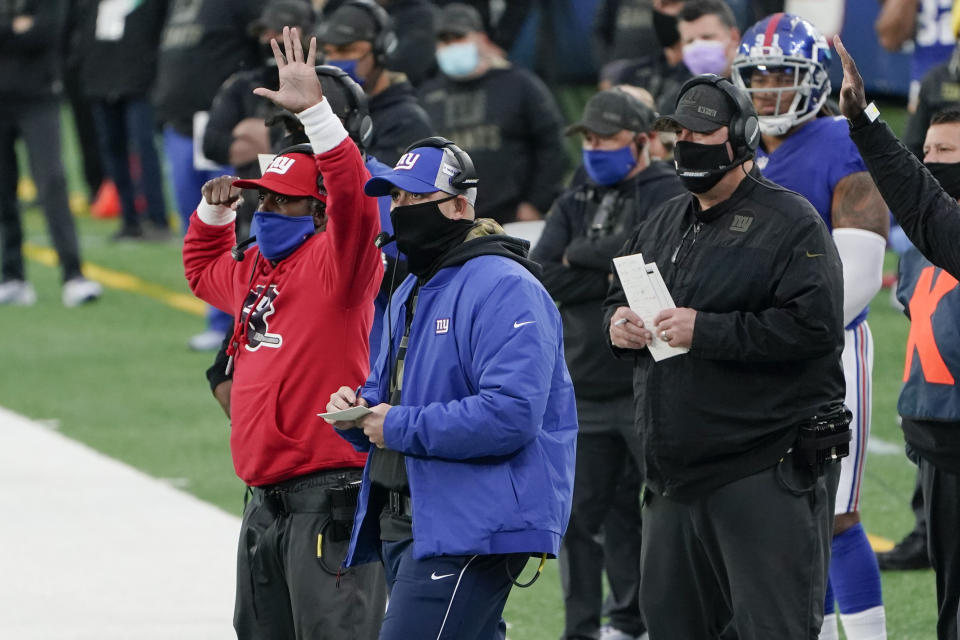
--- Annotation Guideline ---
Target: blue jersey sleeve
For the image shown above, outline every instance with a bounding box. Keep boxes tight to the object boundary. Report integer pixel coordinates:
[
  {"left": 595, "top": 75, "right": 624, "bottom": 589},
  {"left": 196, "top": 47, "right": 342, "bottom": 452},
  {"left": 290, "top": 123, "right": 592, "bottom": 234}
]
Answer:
[{"left": 823, "top": 117, "right": 868, "bottom": 195}]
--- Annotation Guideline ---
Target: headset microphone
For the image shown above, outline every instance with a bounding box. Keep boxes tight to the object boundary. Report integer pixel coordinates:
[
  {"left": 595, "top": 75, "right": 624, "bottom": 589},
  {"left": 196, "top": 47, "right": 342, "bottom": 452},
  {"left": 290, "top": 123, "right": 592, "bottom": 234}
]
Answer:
[
  {"left": 374, "top": 231, "right": 395, "bottom": 248},
  {"left": 232, "top": 236, "right": 257, "bottom": 261}
]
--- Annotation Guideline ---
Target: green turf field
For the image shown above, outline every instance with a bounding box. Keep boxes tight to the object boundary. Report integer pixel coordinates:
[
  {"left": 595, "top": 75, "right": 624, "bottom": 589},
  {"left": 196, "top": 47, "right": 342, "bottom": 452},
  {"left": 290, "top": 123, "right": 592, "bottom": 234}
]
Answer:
[{"left": 0, "top": 102, "right": 941, "bottom": 638}]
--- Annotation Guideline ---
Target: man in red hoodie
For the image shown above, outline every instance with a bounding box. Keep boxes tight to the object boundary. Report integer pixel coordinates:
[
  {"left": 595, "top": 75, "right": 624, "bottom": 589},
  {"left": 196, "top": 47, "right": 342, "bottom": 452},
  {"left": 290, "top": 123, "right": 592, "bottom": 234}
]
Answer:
[{"left": 183, "top": 27, "right": 386, "bottom": 640}]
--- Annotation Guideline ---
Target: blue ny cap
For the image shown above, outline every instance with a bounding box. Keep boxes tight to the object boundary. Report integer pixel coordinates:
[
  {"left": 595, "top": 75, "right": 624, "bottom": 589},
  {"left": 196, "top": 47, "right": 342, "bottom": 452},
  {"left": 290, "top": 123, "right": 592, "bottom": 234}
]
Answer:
[{"left": 364, "top": 146, "right": 477, "bottom": 205}]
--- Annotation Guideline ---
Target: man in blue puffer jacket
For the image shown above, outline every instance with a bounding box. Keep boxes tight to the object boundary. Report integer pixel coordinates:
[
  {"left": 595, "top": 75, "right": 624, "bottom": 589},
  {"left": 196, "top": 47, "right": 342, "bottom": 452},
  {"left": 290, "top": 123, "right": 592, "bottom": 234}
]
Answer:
[{"left": 326, "top": 136, "right": 577, "bottom": 640}]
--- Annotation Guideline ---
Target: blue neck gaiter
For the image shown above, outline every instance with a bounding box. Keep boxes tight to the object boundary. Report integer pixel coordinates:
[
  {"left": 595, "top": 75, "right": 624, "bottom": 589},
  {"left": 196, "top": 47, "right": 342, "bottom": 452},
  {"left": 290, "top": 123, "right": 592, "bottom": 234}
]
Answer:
[
  {"left": 252, "top": 211, "right": 315, "bottom": 261},
  {"left": 582, "top": 145, "right": 637, "bottom": 186}
]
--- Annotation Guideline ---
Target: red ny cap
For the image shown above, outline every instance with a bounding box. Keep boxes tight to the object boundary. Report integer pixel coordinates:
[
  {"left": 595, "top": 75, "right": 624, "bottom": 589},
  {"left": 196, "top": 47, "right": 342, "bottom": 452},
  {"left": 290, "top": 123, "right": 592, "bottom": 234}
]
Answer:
[{"left": 233, "top": 153, "right": 326, "bottom": 201}]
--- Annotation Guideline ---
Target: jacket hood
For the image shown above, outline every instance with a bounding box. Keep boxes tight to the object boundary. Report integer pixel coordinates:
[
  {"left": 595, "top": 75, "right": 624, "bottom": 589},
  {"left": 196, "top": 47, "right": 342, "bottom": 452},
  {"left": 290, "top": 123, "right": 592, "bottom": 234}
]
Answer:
[
  {"left": 427, "top": 218, "right": 543, "bottom": 281},
  {"left": 370, "top": 74, "right": 418, "bottom": 110}
]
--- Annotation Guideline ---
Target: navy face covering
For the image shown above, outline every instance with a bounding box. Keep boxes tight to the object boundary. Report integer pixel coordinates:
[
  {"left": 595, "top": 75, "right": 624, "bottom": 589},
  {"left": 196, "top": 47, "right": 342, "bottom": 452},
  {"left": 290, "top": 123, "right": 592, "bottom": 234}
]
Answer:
[
  {"left": 582, "top": 145, "right": 637, "bottom": 186},
  {"left": 252, "top": 211, "right": 315, "bottom": 261},
  {"left": 326, "top": 58, "right": 365, "bottom": 86}
]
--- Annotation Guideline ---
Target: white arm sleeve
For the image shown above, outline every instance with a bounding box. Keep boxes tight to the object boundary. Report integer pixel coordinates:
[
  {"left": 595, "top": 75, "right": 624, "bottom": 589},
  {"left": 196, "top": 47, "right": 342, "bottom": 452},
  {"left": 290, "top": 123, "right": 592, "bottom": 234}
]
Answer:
[{"left": 833, "top": 227, "right": 887, "bottom": 326}]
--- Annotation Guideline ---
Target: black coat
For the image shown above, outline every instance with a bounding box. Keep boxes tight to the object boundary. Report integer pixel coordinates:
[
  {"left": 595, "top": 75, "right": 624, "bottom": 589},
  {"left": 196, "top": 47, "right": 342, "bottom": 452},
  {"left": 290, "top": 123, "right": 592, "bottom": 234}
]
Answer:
[
  {"left": 77, "top": 0, "right": 167, "bottom": 100},
  {"left": 0, "top": 0, "right": 67, "bottom": 101},
  {"left": 419, "top": 65, "right": 568, "bottom": 224},
  {"left": 602, "top": 168, "right": 845, "bottom": 500},
  {"left": 368, "top": 76, "right": 434, "bottom": 167},
  {"left": 384, "top": 0, "right": 436, "bottom": 87},
  {"left": 852, "top": 116, "right": 960, "bottom": 472},
  {"left": 152, "top": 0, "right": 262, "bottom": 134},
  {"left": 851, "top": 117, "right": 960, "bottom": 279},
  {"left": 531, "top": 161, "right": 685, "bottom": 402}
]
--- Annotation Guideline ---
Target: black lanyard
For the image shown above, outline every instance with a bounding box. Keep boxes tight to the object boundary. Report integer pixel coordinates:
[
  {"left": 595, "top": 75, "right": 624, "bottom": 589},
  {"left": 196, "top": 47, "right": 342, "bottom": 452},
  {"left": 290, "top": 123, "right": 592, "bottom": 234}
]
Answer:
[{"left": 389, "top": 287, "right": 419, "bottom": 406}]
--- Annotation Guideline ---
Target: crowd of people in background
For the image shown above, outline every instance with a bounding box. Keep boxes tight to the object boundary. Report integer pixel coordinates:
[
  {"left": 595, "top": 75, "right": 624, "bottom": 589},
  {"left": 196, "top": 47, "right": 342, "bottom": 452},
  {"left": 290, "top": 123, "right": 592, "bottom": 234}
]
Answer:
[{"left": 5, "top": 0, "right": 960, "bottom": 639}]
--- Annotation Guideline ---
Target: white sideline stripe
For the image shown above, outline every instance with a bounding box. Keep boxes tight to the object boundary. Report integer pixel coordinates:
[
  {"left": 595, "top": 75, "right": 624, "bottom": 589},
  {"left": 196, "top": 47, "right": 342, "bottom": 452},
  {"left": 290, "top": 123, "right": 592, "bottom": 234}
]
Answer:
[
  {"left": 0, "top": 406, "right": 240, "bottom": 639},
  {"left": 867, "top": 436, "right": 905, "bottom": 456}
]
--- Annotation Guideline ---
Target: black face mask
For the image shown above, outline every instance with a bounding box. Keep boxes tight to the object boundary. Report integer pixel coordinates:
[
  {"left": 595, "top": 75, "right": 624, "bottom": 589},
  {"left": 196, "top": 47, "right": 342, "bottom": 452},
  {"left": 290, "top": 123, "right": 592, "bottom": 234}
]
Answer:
[
  {"left": 927, "top": 162, "right": 960, "bottom": 199},
  {"left": 652, "top": 9, "right": 680, "bottom": 48},
  {"left": 673, "top": 140, "right": 736, "bottom": 193},
  {"left": 391, "top": 195, "right": 474, "bottom": 277}
]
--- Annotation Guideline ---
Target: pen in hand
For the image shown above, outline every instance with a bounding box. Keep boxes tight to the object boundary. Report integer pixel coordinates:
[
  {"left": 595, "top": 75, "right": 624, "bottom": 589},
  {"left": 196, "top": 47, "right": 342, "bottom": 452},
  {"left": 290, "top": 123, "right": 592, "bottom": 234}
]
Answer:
[
  {"left": 351, "top": 386, "right": 363, "bottom": 407},
  {"left": 613, "top": 318, "right": 629, "bottom": 327}
]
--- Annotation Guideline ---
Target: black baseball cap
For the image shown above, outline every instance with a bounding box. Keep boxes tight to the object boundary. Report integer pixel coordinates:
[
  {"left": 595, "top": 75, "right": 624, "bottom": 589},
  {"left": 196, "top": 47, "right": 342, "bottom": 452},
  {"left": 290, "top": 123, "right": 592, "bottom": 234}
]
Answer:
[
  {"left": 655, "top": 82, "right": 733, "bottom": 133},
  {"left": 566, "top": 89, "right": 657, "bottom": 137},
  {"left": 317, "top": 4, "right": 379, "bottom": 45},
  {"left": 248, "top": 0, "right": 315, "bottom": 37},
  {"left": 435, "top": 3, "right": 484, "bottom": 37}
]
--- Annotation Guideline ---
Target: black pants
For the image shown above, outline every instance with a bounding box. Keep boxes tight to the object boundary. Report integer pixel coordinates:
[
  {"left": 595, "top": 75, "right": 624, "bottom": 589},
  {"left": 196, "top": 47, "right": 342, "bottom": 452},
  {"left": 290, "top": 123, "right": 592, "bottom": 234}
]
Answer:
[
  {"left": 0, "top": 100, "right": 82, "bottom": 283},
  {"left": 90, "top": 97, "right": 169, "bottom": 231},
  {"left": 919, "top": 456, "right": 960, "bottom": 640},
  {"left": 640, "top": 454, "right": 839, "bottom": 640},
  {"left": 235, "top": 469, "right": 387, "bottom": 640},
  {"left": 559, "top": 395, "right": 644, "bottom": 639}
]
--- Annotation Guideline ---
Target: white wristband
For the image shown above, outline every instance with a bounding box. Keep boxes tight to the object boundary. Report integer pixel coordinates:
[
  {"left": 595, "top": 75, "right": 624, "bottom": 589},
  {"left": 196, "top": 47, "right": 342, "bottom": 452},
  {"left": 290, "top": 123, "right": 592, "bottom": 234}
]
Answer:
[
  {"left": 197, "top": 199, "right": 236, "bottom": 226},
  {"left": 298, "top": 98, "right": 348, "bottom": 154}
]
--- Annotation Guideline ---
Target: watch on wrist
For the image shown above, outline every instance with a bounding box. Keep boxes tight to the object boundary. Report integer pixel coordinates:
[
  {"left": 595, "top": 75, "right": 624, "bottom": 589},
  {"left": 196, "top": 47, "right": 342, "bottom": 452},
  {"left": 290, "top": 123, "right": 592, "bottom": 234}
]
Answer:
[{"left": 850, "top": 102, "right": 880, "bottom": 129}]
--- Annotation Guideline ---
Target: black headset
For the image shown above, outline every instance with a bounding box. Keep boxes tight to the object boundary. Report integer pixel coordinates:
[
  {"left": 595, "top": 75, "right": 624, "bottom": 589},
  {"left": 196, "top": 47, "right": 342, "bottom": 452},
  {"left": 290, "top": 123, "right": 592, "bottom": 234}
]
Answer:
[
  {"left": 341, "top": 0, "right": 398, "bottom": 66},
  {"left": 315, "top": 64, "right": 375, "bottom": 150},
  {"left": 403, "top": 136, "right": 480, "bottom": 190},
  {"left": 675, "top": 74, "right": 760, "bottom": 159}
]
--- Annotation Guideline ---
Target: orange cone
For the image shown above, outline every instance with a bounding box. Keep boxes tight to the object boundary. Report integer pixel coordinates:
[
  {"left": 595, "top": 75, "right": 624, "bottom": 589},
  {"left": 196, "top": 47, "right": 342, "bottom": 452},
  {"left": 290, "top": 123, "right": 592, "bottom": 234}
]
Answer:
[{"left": 90, "top": 180, "right": 120, "bottom": 219}]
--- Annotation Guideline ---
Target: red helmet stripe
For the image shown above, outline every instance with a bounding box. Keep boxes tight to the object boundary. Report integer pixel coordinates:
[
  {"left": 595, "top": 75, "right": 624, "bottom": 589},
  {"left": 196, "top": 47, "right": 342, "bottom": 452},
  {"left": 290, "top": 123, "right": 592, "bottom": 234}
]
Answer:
[{"left": 763, "top": 12, "right": 785, "bottom": 47}]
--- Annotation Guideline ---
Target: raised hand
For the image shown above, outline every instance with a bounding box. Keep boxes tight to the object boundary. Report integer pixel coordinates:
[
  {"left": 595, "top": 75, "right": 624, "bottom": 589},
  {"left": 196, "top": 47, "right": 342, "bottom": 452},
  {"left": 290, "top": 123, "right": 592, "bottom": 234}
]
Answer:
[
  {"left": 833, "top": 35, "right": 868, "bottom": 121},
  {"left": 253, "top": 26, "right": 324, "bottom": 114}
]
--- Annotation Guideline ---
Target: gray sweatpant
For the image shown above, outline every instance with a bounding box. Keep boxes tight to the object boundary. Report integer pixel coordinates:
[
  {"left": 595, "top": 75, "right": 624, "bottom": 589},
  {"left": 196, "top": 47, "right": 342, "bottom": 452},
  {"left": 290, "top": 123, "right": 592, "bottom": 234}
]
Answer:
[{"left": 640, "top": 452, "right": 840, "bottom": 640}]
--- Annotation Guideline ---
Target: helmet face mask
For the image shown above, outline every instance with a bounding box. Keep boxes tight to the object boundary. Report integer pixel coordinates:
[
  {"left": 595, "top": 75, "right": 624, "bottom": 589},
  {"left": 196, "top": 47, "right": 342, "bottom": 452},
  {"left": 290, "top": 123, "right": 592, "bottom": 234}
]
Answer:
[{"left": 732, "top": 13, "right": 831, "bottom": 137}]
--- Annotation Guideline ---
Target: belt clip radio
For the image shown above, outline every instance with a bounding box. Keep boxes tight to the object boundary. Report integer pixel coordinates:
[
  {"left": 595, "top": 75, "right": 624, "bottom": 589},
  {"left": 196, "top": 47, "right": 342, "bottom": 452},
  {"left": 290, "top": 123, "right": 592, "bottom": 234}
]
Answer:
[
  {"left": 796, "top": 404, "right": 852, "bottom": 467},
  {"left": 326, "top": 479, "right": 361, "bottom": 541}
]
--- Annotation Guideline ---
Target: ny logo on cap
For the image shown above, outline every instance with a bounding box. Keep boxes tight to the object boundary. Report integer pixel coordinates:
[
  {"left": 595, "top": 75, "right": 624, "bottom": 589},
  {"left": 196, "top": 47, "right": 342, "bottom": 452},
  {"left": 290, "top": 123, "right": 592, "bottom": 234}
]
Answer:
[
  {"left": 395, "top": 153, "right": 420, "bottom": 171},
  {"left": 265, "top": 156, "right": 296, "bottom": 175}
]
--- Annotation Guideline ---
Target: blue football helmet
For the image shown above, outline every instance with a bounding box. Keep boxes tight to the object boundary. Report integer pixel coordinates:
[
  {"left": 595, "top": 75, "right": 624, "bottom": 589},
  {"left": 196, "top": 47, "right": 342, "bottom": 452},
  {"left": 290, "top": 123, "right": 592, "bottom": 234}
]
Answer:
[{"left": 732, "top": 13, "right": 831, "bottom": 136}]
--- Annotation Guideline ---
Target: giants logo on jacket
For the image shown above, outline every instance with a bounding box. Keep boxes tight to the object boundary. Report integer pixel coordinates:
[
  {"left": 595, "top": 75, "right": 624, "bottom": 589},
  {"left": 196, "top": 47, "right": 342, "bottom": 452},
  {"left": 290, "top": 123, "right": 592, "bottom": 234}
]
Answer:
[{"left": 241, "top": 284, "right": 282, "bottom": 350}]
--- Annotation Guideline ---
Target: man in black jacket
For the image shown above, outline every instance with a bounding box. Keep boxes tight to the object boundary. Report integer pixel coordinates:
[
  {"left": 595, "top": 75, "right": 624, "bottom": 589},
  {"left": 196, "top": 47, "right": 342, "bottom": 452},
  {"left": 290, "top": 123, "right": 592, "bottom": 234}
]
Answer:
[
  {"left": 836, "top": 40, "right": 960, "bottom": 640},
  {"left": 0, "top": 0, "right": 103, "bottom": 307},
  {"left": 890, "top": 107, "right": 960, "bottom": 640},
  {"left": 419, "top": 3, "right": 568, "bottom": 224},
  {"left": 531, "top": 88, "right": 684, "bottom": 640},
  {"left": 835, "top": 35, "right": 960, "bottom": 280},
  {"left": 603, "top": 75, "right": 846, "bottom": 638},
  {"left": 316, "top": 0, "right": 433, "bottom": 166},
  {"left": 77, "top": 0, "right": 170, "bottom": 240}
]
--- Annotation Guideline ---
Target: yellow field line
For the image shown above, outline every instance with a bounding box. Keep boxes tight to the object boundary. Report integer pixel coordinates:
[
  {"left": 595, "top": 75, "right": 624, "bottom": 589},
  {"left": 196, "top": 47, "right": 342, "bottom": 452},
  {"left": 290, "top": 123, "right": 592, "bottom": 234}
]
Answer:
[
  {"left": 868, "top": 533, "right": 895, "bottom": 553},
  {"left": 23, "top": 244, "right": 205, "bottom": 317}
]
